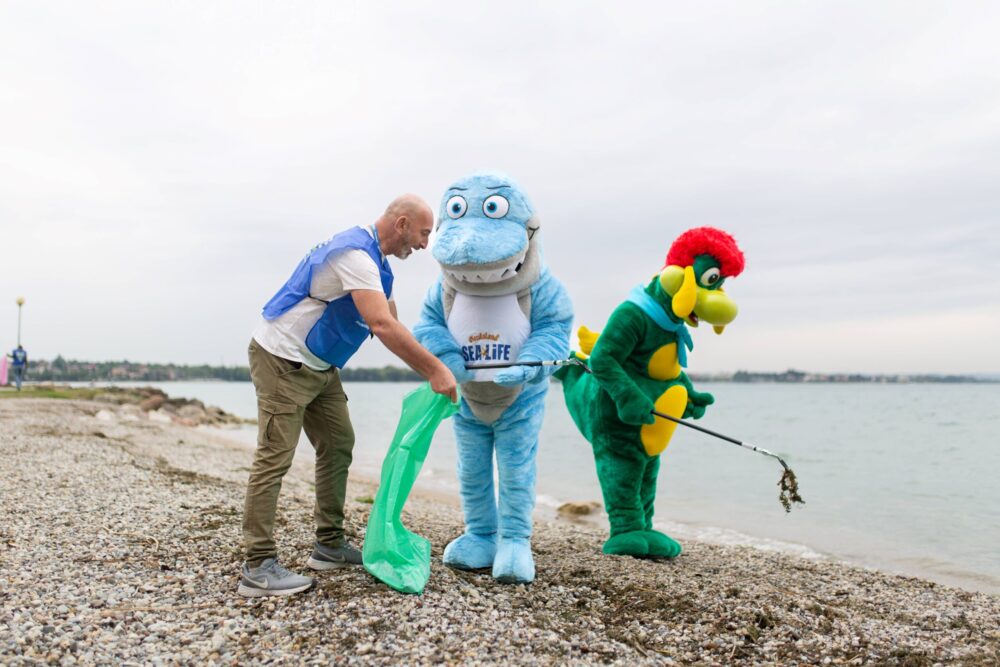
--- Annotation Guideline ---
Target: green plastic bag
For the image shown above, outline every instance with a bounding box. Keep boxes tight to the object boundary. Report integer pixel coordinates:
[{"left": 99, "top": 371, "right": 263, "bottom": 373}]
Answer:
[{"left": 362, "top": 383, "right": 459, "bottom": 594}]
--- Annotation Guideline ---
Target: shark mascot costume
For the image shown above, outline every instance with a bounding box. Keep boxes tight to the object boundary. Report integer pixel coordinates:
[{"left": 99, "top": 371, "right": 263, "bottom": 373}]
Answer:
[{"left": 414, "top": 171, "right": 573, "bottom": 584}]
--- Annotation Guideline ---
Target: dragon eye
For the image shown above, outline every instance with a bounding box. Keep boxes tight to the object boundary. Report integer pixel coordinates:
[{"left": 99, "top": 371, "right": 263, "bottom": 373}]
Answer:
[
  {"left": 699, "top": 267, "right": 722, "bottom": 287},
  {"left": 482, "top": 195, "right": 509, "bottom": 219},
  {"left": 446, "top": 195, "right": 467, "bottom": 219}
]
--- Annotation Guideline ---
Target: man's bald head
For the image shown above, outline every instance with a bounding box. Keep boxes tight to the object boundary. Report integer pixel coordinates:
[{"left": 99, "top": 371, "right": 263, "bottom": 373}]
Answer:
[
  {"left": 384, "top": 194, "right": 433, "bottom": 226},
  {"left": 376, "top": 193, "right": 435, "bottom": 259}
]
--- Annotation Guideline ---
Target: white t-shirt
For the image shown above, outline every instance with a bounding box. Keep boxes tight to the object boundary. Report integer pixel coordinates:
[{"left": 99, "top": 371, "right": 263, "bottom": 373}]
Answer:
[{"left": 253, "top": 227, "right": 393, "bottom": 370}]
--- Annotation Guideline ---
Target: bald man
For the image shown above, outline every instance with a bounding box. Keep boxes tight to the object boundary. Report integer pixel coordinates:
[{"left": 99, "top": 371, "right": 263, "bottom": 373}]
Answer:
[{"left": 239, "top": 194, "right": 457, "bottom": 597}]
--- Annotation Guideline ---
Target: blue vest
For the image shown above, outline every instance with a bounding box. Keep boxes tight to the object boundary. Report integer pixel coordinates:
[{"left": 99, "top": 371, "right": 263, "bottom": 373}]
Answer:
[
  {"left": 11, "top": 349, "right": 27, "bottom": 366},
  {"left": 262, "top": 226, "right": 394, "bottom": 368}
]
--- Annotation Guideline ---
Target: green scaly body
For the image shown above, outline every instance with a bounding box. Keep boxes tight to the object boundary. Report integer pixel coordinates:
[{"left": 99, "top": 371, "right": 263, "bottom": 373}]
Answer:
[{"left": 557, "top": 279, "right": 714, "bottom": 558}]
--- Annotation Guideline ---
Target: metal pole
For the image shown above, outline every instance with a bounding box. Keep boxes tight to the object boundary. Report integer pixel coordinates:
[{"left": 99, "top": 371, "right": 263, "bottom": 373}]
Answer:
[
  {"left": 651, "top": 409, "right": 790, "bottom": 468},
  {"left": 16, "top": 297, "right": 24, "bottom": 347},
  {"left": 465, "top": 358, "right": 592, "bottom": 373}
]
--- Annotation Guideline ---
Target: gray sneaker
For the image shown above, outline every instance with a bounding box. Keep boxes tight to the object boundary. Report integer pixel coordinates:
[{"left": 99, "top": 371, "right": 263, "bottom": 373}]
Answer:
[
  {"left": 237, "top": 558, "right": 314, "bottom": 597},
  {"left": 307, "top": 541, "right": 363, "bottom": 570}
]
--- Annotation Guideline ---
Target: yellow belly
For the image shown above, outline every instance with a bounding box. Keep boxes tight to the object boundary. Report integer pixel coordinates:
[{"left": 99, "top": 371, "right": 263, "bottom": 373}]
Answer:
[
  {"left": 647, "top": 343, "right": 682, "bottom": 381},
  {"left": 640, "top": 384, "right": 688, "bottom": 456}
]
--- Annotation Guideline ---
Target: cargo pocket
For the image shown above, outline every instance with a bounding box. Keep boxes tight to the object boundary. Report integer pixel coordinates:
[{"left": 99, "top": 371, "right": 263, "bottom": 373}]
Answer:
[
  {"left": 258, "top": 400, "right": 300, "bottom": 449},
  {"left": 275, "top": 357, "right": 303, "bottom": 377}
]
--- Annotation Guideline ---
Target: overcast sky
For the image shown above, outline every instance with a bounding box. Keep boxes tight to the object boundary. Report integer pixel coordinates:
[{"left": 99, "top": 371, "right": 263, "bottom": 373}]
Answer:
[{"left": 2, "top": 1, "right": 999, "bottom": 374}]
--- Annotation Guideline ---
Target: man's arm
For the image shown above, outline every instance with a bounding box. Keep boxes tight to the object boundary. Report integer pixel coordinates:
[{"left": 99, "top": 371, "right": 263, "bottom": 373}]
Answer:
[
  {"left": 352, "top": 289, "right": 457, "bottom": 401},
  {"left": 388, "top": 300, "right": 399, "bottom": 321}
]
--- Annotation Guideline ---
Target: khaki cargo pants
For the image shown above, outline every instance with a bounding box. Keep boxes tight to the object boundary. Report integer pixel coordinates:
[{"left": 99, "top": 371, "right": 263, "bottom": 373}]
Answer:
[{"left": 243, "top": 339, "right": 355, "bottom": 567}]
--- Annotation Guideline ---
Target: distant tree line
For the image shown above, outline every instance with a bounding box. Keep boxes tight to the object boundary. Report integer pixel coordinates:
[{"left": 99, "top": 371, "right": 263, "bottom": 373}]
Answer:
[
  {"left": 24, "top": 356, "right": 421, "bottom": 382},
  {"left": 339, "top": 366, "right": 421, "bottom": 382},
  {"left": 727, "top": 369, "right": 991, "bottom": 383},
  {"left": 22, "top": 357, "right": 992, "bottom": 384}
]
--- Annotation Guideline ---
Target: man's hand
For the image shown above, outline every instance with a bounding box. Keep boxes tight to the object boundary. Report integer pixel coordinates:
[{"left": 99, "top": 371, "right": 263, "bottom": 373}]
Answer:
[
  {"left": 429, "top": 366, "right": 458, "bottom": 403},
  {"left": 440, "top": 351, "right": 475, "bottom": 384}
]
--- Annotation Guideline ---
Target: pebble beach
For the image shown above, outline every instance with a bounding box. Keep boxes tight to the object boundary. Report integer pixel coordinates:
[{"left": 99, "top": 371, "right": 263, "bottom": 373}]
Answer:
[{"left": 2, "top": 396, "right": 999, "bottom": 665}]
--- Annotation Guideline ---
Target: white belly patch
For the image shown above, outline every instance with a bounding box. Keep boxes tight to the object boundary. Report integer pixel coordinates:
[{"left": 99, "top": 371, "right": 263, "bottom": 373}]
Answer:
[{"left": 447, "top": 292, "right": 531, "bottom": 381}]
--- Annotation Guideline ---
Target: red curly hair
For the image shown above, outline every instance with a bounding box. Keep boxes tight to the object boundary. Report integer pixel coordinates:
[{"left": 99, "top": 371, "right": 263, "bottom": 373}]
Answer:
[{"left": 665, "top": 227, "right": 745, "bottom": 278}]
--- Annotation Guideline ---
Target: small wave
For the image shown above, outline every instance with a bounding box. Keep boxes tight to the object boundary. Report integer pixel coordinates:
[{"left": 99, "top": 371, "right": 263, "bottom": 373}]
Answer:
[
  {"left": 535, "top": 494, "right": 565, "bottom": 510},
  {"left": 654, "top": 519, "right": 825, "bottom": 560},
  {"left": 889, "top": 556, "right": 1000, "bottom": 591}
]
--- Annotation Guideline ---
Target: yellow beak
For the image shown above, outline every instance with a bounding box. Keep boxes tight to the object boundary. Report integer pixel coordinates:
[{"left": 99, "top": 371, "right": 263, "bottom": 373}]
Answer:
[{"left": 671, "top": 266, "right": 697, "bottom": 319}]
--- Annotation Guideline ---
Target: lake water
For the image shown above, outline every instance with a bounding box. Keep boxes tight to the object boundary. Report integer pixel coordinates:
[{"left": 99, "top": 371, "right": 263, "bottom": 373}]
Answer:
[{"left": 83, "top": 380, "right": 1000, "bottom": 594}]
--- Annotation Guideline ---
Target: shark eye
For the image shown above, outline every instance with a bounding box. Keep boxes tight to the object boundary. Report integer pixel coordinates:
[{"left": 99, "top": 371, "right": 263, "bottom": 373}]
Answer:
[
  {"left": 699, "top": 267, "right": 722, "bottom": 287},
  {"left": 446, "top": 195, "right": 467, "bottom": 219},
  {"left": 482, "top": 195, "right": 509, "bottom": 219}
]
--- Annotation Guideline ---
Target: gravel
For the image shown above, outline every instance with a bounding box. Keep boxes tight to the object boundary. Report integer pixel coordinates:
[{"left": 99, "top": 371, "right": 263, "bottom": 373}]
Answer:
[{"left": 1, "top": 398, "right": 998, "bottom": 665}]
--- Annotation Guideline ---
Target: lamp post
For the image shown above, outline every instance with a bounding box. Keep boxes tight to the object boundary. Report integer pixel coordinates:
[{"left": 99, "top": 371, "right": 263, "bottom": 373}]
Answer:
[{"left": 16, "top": 297, "right": 24, "bottom": 347}]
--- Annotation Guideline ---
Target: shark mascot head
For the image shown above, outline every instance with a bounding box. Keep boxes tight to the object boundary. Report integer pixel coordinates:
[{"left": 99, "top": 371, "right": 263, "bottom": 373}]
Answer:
[
  {"left": 434, "top": 171, "right": 542, "bottom": 297},
  {"left": 413, "top": 170, "right": 573, "bottom": 584}
]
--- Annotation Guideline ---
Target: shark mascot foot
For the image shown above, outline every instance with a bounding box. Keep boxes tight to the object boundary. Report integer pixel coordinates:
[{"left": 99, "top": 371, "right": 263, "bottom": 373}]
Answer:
[
  {"left": 556, "top": 227, "right": 746, "bottom": 560},
  {"left": 443, "top": 532, "right": 496, "bottom": 570},
  {"left": 493, "top": 537, "right": 535, "bottom": 583},
  {"left": 415, "top": 171, "right": 573, "bottom": 585}
]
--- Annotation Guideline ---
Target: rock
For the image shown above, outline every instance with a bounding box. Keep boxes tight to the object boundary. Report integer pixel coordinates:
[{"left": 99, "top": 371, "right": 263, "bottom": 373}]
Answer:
[
  {"left": 176, "top": 405, "right": 207, "bottom": 422},
  {"left": 148, "top": 410, "right": 173, "bottom": 424},
  {"left": 138, "top": 395, "right": 166, "bottom": 412},
  {"left": 557, "top": 501, "right": 601, "bottom": 517}
]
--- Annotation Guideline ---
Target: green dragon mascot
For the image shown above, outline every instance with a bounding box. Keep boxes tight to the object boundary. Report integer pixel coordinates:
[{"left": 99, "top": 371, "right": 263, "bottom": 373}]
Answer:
[{"left": 555, "top": 227, "right": 745, "bottom": 558}]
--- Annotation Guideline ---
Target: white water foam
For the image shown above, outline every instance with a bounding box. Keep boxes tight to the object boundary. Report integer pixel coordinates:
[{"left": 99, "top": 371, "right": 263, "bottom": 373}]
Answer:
[{"left": 654, "top": 518, "right": 826, "bottom": 560}]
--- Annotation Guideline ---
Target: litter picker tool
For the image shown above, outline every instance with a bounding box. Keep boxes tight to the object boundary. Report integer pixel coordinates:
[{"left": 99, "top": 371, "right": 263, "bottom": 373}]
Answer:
[
  {"left": 465, "top": 359, "right": 802, "bottom": 510},
  {"left": 651, "top": 409, "right": 804, "bottom": 512},
  {"left": 465, "top": 358, "right": 592, "bottom": 372}
]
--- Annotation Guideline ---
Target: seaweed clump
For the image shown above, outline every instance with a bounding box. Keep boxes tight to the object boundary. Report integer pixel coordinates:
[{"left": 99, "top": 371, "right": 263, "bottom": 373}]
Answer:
[{"left": 778, "top": 465, "right": 804, "bottom": 513}]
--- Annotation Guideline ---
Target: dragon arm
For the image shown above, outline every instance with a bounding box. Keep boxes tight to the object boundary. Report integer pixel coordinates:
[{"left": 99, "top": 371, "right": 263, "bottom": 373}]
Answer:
[
  {"left": 678, "top": 371, "right": 715, "bottom": 419},
  {"left": 588, "top": 303, "right": 656, "bottom": 425},
  {"left": 412, "top": 277, "right": 473, "bottom": 383}
]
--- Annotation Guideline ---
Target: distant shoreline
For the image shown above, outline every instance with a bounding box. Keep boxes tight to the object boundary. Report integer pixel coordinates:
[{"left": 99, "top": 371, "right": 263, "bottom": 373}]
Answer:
[{"left": 15, "top": 357, "right": 1000, "bottom": 384}]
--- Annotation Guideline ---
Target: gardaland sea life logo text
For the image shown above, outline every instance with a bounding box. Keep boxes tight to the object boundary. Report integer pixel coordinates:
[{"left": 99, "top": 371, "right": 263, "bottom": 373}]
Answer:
[{"left": 461, "top": 332, "right": 512, "bottom": 362}]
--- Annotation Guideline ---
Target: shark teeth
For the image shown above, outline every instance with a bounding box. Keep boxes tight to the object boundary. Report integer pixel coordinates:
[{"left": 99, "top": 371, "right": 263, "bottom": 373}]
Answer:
[{"left": 444, "top": 251, "right": 526, "bottom": 284}]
